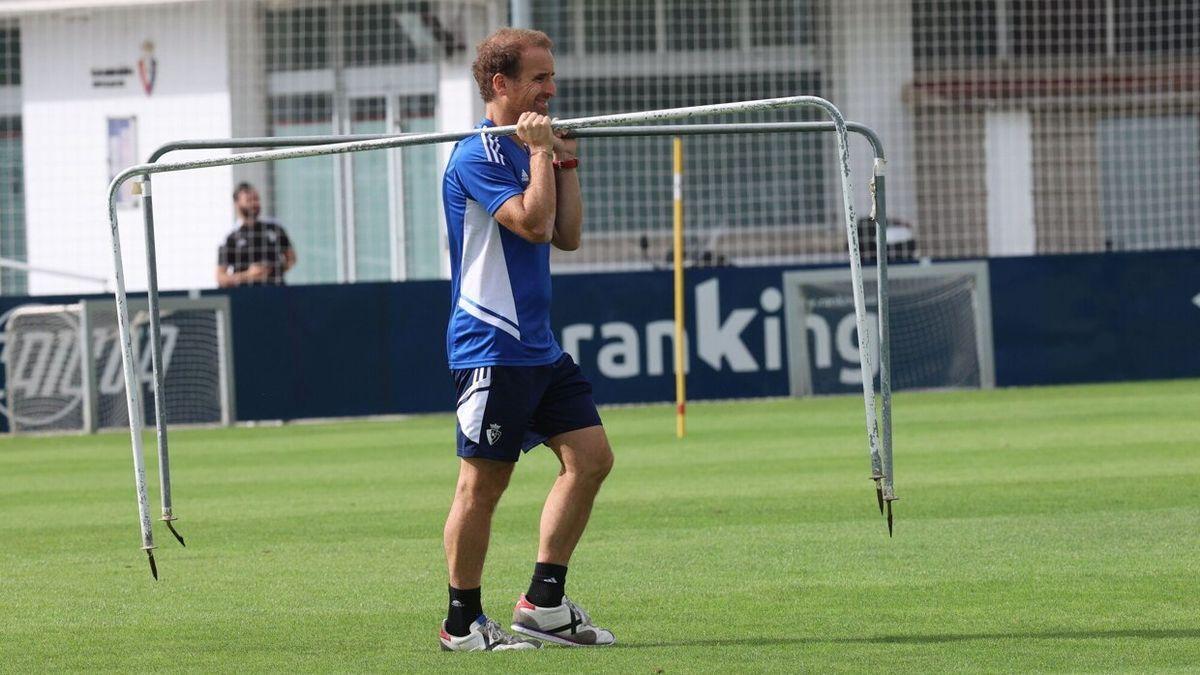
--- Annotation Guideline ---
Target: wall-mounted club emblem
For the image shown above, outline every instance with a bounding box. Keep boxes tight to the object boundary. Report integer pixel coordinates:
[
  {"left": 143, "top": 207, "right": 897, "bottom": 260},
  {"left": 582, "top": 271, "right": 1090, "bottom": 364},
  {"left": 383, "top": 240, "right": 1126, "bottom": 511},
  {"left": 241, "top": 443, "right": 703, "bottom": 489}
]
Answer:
[{"left": 137, "top": 40, "right": 157, "bottom": 95}]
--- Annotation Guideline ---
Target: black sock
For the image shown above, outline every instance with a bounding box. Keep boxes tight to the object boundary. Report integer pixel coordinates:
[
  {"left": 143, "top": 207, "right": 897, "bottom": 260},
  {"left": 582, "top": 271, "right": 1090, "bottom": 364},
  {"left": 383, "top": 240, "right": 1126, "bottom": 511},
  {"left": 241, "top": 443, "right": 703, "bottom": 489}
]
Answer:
[
  {"left": 446, "top": 585, "right": 483, "bottom": 637},
  {"left": 526, "top": 562, "right": 568, "bottom": 608}
]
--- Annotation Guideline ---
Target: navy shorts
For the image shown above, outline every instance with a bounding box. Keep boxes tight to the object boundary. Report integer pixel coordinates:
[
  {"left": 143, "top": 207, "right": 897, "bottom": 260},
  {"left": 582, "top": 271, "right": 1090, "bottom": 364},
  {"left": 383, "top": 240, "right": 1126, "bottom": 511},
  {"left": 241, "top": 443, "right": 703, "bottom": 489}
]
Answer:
[{"left": 453, "top": 353, "right": 603, "bottom": 462}]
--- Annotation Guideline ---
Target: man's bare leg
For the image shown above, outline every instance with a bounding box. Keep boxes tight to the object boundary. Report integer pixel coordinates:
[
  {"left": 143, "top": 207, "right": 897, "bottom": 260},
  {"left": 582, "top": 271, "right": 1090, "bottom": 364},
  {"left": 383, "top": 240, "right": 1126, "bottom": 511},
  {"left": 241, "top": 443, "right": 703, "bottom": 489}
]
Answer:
[
  {"left": 510, "top": 425, "right": 617, "bottom": 646},
  {"left": 443, "top": 457, "right": 513, "bottom": 636},
  {"left": 445, "top": 457, "right": 513, "bottom": 587},
  {"left": 538, "top": 425, "right": 614, "bottom": 565}
]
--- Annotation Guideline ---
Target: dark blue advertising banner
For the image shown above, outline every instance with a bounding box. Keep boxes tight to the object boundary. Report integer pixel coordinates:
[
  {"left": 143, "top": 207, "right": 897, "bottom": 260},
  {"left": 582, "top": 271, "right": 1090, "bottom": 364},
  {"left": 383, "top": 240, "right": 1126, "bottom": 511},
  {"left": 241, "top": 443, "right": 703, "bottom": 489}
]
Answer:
[
  {"left": 1, "top": 249, "right": 1198, "bottom": 428},
  {"left": 219, "top": 280, "right": 451, "bottom": 421},
  {"left": 223, "top": 268, "right": 795, "bottom": 420},
  {"left": 989, "top": 250, "right": 1200, "bottom": 386}
]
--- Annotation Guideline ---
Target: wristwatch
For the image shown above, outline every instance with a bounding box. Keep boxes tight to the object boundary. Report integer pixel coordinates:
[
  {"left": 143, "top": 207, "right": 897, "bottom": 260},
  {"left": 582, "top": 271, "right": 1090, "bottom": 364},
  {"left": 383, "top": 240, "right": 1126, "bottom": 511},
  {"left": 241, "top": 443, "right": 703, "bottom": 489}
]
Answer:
[{"left": 553, "top": 157, "right": 579, "bottom": 170}]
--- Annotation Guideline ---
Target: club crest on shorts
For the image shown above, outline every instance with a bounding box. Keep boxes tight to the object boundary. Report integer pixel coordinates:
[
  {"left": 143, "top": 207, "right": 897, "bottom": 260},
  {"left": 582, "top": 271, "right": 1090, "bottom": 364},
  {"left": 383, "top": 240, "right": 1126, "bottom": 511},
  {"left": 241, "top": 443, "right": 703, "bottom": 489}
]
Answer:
[{"left": 486, "top": 423, "right": 502, "bottom": 446}]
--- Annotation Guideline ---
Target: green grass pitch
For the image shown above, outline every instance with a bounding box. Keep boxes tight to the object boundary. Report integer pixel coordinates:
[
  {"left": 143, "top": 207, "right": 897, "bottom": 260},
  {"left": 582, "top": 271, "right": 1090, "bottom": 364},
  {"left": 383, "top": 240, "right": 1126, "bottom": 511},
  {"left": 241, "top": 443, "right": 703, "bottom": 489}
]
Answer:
[{"left": 2, "top": 379, "right": 1198, "bottom": 672}]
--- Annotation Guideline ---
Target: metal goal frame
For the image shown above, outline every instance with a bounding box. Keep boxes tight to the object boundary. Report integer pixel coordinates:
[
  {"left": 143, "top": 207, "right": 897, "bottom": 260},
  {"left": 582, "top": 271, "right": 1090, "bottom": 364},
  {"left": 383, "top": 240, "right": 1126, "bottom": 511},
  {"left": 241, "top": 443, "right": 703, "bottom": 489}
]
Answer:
[{"left": 106, "top": 96, "right": 897, "bottom": 578}]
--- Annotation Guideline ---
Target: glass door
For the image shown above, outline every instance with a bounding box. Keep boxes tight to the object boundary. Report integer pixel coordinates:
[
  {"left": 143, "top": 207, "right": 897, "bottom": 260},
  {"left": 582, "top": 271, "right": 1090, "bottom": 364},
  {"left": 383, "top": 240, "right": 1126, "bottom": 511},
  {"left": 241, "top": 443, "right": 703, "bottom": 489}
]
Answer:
[
  {"left": 350, "top": 97, "right": 391, "bottom": 281},
  {"left": 270, "top": 94, "right": 339, "bottom": 285},
  {"left": 397, "top": 95, "right": 440, "bottom": 280}
]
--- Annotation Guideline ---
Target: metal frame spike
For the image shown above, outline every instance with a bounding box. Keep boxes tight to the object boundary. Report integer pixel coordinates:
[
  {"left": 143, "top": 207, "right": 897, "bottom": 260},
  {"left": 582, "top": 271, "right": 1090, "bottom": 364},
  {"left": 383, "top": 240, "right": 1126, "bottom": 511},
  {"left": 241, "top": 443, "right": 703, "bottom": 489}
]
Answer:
[{"left": 164, "top": 517, "right": 186, "bottom": 547}]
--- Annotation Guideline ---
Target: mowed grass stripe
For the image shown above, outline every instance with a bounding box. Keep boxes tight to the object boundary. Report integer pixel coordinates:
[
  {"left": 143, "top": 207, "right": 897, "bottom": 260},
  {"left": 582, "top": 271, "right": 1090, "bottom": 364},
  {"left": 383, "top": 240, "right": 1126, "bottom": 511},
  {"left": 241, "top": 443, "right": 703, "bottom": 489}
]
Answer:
[{"left": 1, "top": 379, "right": 1197, "bottom": 672}]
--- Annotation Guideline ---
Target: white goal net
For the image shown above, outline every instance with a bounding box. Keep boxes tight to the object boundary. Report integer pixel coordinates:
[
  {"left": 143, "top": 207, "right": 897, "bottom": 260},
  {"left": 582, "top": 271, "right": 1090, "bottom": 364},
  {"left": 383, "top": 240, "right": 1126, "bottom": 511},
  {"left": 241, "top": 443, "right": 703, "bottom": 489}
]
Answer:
[
  {"left": 783, "top": 261, "right": 995, "bottom": 396},
  {"left": 1, "top": 296, "right": 234, "bottom": 433}
]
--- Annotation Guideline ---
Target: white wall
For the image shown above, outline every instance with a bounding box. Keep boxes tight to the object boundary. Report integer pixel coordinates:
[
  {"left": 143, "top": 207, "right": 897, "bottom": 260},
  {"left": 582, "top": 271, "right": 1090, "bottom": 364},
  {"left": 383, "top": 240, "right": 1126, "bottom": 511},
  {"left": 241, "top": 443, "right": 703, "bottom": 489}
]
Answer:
[
  {"left": 21, "top": 0, "right": 234, "bottom": 295},
  {"left": 827, "top": 0, "right": 917, "bottom": 230},
  {"left": 985, "top": 110, "right": 1036, "bottom": 256}
]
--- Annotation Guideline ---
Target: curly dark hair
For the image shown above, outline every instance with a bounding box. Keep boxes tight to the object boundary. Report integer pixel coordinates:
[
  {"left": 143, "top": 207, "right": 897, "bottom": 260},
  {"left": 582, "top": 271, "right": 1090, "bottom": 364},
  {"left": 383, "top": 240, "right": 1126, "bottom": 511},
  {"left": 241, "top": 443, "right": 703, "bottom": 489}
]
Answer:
[{"left": 471, "top": 28, "right": 553, "bottom": 103}]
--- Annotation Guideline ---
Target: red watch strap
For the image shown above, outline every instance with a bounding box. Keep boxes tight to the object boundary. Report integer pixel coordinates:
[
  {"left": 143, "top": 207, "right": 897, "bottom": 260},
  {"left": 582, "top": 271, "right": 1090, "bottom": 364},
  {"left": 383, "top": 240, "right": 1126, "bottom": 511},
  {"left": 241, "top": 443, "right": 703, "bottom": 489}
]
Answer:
[{"left": 553, "top": 157, "right": 579, "bottom": 170}]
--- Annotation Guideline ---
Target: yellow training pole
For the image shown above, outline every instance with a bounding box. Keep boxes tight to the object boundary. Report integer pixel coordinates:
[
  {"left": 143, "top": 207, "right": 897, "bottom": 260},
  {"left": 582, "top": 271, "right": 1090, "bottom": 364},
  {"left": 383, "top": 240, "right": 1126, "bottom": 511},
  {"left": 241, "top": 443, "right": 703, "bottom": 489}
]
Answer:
[{"left": 672, "top": 137, "right": 686, "bottom": 439}]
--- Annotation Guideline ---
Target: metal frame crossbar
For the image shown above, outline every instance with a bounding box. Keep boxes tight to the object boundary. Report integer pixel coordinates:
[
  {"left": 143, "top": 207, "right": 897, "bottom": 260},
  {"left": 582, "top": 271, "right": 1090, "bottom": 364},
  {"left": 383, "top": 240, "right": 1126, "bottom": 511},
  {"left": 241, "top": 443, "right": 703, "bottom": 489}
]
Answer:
[{"left": 107, "top": 96, "right": 897, "bottom": 578}]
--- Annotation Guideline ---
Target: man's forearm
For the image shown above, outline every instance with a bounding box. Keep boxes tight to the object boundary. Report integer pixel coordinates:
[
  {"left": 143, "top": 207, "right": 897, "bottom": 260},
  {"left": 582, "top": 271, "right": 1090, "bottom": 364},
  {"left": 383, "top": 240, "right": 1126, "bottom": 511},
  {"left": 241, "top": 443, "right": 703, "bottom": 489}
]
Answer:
[
  {"left": 503, "top": 113, "right": 564, "bottom": 243},
  {"left": 552, "top": 167, "right": 583, "bottom": 251},
  {"left": 522, "top": 149, "right": 558, "bottom": 241},
  {"left": 216, "top": 266, "right": 236, "bottom": 288}
]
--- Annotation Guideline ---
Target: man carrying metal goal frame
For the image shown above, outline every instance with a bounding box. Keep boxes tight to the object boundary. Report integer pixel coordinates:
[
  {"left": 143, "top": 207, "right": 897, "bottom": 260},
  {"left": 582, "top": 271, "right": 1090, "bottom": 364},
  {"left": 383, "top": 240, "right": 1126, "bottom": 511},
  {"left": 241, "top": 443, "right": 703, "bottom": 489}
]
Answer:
[{"left": 106, "top": 93, "right": 897, "bottom": 582}]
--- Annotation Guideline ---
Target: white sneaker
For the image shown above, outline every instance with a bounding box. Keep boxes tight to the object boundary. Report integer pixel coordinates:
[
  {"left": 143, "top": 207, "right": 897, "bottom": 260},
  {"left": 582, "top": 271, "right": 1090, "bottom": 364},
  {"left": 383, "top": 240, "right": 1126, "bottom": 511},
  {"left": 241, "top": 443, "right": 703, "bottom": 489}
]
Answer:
[
  {"left": 511, "top": 595, "right": 616, "bottom": 647},
  {"left": 439, "top": 615, "right": 541, "bottom": 651}
]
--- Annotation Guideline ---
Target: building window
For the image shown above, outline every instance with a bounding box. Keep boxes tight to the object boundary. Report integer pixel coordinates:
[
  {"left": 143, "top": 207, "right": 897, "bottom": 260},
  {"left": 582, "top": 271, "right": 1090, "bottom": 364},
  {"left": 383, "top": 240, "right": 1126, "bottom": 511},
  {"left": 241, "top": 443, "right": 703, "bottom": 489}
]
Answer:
[
  {"left": 265, "top": 5, "right": 329, "bottom": 72},
  {"left": 913, "top": 1, "right": 999, "bottom": 64},
  {"left": 1010, "top": 0, "right": 1107, "bottom": 57},
  {"left": 1116, "top": 0, "right": 1199, "bottom": 54},
  {"left": 1097, "top": 116, "right": 1200, "bottom": 251},
  {"left": 266, "top": 2, "right": 459, "bottom": 73},
  {"left": 749, "top": 0, "right": 815, "bottom": 48},
  {"left": 344, "top": 2, "right": 461, "bottom": 65},
  {"left": 666, "top": 0, "right": 739, "bottom": 51},
  {"left": 269, "top": 95, "right": 338, "bottom": 284},
  {"left": 270, "top": 93, "right": 332, "bottom": 126},
  {"left": 532, "top": 1, "right": 575, "bottom": 55},
  {"left": 553, "top": 72, "right": 827, "bottom": 233},
  {"left": 344, "top": 2, "right": 422, "bottom": 66},
  {"left": 915, "top": 0, "right": 1198, "bottom": 64},
  {"left": 0, "top": 25, "right": 19, "bottom": 86},
  {"left": 535, "top": 0, "right": 815, "bottom": 55},
  {"left": 0, "top": 116, "right": 24, "bottom": 295},
  {"left": 584, "top": 0, "right": 657, "bottom": 54}
]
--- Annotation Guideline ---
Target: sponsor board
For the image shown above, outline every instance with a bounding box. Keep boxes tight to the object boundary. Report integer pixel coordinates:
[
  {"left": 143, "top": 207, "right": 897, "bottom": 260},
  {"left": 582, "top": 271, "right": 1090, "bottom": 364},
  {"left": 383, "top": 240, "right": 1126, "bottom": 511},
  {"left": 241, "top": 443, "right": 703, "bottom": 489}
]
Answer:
[
  {"left": 0, "top": 303, "right": 180, "bottom": 430},
  {"left": 4, "top": 250, "right": 1195, "bottom": 427}
]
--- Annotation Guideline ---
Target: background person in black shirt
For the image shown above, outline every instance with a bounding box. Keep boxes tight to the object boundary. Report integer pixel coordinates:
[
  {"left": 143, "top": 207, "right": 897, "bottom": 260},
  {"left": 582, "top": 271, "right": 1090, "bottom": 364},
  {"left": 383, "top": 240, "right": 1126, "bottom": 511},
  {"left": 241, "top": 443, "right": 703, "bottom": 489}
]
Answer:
[{"left": 216, "top": 182, "right": 296, "bottom": 287}]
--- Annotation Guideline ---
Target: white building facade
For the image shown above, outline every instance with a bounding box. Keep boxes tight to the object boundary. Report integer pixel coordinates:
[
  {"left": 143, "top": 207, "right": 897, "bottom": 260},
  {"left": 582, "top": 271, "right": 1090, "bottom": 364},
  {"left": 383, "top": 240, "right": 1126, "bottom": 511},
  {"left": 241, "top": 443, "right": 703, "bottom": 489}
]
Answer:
[{"left": 0, "top": 0, "right": 1194, "bottom": 295}]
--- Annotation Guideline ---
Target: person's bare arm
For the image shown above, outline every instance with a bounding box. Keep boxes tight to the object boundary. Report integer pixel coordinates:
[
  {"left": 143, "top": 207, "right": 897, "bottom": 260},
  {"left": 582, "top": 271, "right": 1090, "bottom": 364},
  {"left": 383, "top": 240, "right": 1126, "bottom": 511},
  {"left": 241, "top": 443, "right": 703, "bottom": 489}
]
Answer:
[
  {"left": 216, "top": 264, "right": 270, "bottom": 288},
  {"left": 494, "top": 113, "right": 557, "bottom": 244},
  {"left": 551, "top": 134, "right": 582, "bottom": 251},
  {"left": 216, "top": 265, "right": 236, "bottom": 288},
  {"left": 283, "top": 247, "right": 297, "bottom": 272}
]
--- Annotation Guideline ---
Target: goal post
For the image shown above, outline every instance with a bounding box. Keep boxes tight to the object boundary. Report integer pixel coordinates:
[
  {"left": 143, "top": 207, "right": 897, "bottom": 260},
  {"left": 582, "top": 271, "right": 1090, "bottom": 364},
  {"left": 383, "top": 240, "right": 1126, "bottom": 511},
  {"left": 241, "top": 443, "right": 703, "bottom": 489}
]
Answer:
[
  {"left": 1, "top": 296, "right": 235, "bottom": 434},
  {"left": 784, "top": 261, "right": 994, "bottom": 397},
  {"left": 2, "top": 304, "right": 90, "bottom": 433}
]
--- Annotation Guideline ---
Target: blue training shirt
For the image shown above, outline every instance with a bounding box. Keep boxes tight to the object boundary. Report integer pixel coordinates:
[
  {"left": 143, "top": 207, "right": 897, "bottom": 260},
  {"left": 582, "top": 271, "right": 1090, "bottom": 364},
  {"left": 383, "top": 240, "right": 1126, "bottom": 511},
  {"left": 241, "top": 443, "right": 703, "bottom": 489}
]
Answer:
[{"left": 442, "top": 119, "right": 563, "bottom": 369}]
